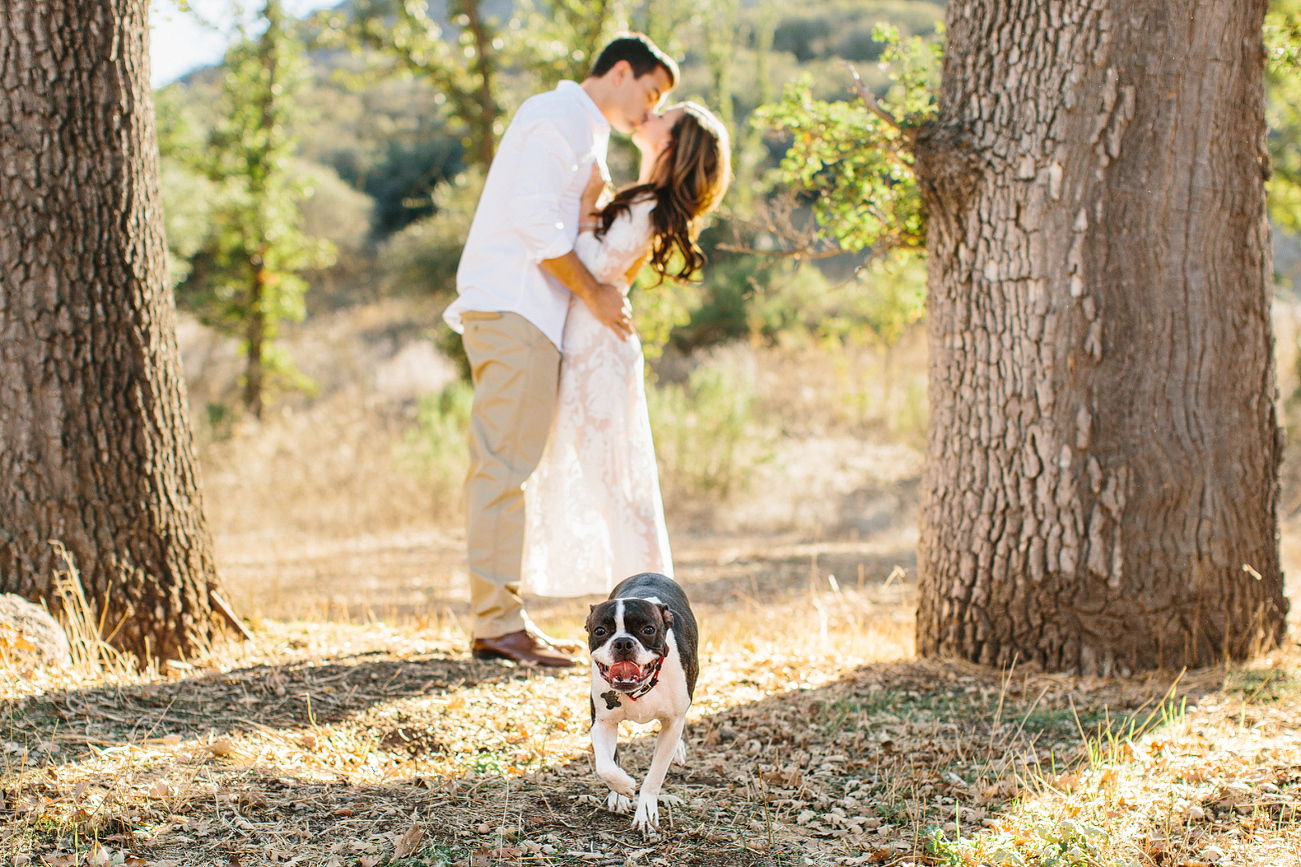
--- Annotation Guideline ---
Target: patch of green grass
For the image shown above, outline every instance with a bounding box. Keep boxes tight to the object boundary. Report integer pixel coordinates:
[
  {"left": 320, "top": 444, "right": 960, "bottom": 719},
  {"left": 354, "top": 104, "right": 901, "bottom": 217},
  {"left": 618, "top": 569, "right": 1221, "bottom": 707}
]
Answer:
[
  {"left": 392, "top": 841, "right": 466, "bottom": 866},
  {"left": 648, "top": 358, "right": 772, "bottom": 500},
  {"left": 398, "top": 380, "right": 474, "bottom": 514},
  {"left": 1224, "top": 668, "right": 1298, "bottom": 705},
  {"left": 463, "top": 749, "right": 508, "bottom": 775},
  {"left": 815, "top": 689, "right": 983, "bottom": 732}
]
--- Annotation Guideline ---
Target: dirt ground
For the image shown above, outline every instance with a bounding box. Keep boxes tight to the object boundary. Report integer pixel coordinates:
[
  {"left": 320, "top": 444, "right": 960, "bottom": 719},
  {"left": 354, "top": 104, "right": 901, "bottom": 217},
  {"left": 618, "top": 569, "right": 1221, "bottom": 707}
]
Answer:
[
  {"left": 7, "top": 317, "right": 1301, "bottom": 865},
  {"left": 5, "top": 508, "right": 1301, "bottom": 866}
]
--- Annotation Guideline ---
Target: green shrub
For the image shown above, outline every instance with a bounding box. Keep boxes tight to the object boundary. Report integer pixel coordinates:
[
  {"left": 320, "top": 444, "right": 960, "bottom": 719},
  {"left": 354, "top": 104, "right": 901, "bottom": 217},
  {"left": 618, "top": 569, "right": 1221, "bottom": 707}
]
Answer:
[
  {"left": 399, "top": 380, "right": 474, "bottom": 515},
  {"left": 649, "top": 357, "right": 770, "bottom": 499}
]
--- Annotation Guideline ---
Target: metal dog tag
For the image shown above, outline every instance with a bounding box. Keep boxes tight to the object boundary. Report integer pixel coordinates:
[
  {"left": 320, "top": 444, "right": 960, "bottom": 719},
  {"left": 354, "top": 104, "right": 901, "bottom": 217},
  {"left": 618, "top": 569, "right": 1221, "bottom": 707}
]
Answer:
[{"left": 600, "top": 690, "right": 622, "bottom": 710}]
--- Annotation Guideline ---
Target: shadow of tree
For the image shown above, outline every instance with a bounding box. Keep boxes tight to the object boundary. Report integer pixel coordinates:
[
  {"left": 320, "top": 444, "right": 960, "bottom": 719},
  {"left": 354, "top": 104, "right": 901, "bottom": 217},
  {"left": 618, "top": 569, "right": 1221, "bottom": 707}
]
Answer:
[
  {"left": 2, "top": 646, "right": 1225, "bottom": 867},
  {"left": 2, "top": 650, "right": 543, "bottom": 771}
]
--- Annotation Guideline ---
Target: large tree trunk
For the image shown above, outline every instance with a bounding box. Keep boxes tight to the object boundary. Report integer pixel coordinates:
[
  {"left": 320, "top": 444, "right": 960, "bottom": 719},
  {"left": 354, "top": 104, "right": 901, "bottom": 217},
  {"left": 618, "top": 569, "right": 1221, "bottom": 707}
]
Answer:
[
  {"left": 914, "top": 0, "right": 1287, "bottom": 674},
  {"left": 0, "top": 0, "right": 225, "bottom": 660}
]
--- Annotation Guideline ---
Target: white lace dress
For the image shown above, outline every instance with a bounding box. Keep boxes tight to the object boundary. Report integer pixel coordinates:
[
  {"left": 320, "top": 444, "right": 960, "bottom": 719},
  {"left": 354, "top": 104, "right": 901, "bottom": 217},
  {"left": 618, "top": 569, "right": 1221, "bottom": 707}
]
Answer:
[{"left": 522, "top": 198, "right": 673, "bottom": 597}]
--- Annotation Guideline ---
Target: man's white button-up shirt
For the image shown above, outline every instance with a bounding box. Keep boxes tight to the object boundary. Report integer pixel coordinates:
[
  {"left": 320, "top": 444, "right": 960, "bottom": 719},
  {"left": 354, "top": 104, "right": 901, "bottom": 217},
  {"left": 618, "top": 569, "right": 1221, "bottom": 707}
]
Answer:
[{"left": 443, "top": 81, "right": 610, "bottom": 352}]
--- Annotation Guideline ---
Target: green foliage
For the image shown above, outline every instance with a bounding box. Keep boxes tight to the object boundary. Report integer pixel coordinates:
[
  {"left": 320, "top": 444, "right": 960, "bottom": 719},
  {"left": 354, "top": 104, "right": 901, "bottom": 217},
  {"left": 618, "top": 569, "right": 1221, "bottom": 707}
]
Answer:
[
  {"left": 380, "top": 168, "right": 487, "bottom": 378},
  {"left": 749, "top": 254, "right": 925, "bottom": 349},
  {"left": 335, "top": 0, "right": 506, "bottom": 168},
  {"left": 1267, "top": 0, "right": 1301, "bottom": 245},
  {"left": 172, "top": 0, "right": 335, "bottom": 413},
  {"left": 667, "top": 253, "right": 756, "bottom": 350},
  {"left": 356, "top": 136, "right": 464, "bottom": 236},
  {"left": 632, "top": 269, "right": 702, "bottom": 363},
  {"left": 754, "top": 23, "right": 941, "bottom": 255},
  {"left": 649, "top": 358, "right": 769, "bottom": 498},
  {"left": 771, "top": 1, "right": 943, "bottom": 64},
  {"left": 381, "top": 168, "right": 486, "bottom": 300},
  {"left": 517, "top": 0, "right": 634, "bottom": 90},
  {"left": 155, "top": 88, "right": 220, "bottom": 288},
  {"left": 335, "top": 0, "right": 633, "bottom": 169},
  {"left": 400, "top": 380, "right": 475, "bottom": 516}
]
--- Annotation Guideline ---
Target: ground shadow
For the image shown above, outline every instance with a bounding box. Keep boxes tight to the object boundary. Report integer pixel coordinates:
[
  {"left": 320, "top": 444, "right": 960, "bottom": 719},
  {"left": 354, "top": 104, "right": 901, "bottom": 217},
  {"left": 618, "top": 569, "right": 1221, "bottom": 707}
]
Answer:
[
  {"left": 1, "top": 650, "right": 539, "bottom": 771},
  {"left": 3, "top": 649, "right": 1230, "bottom": 867}
]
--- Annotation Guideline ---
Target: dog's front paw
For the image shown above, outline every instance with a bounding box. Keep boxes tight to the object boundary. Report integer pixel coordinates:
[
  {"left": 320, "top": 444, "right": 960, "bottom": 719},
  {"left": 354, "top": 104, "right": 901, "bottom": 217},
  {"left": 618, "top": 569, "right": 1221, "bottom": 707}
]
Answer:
[
  {"left": 672, "top": 738, "right": 687, "bottom": 767},
  {"left": 596, "top": 767, "right": 637, "bottom": 798},
  {"left": 631, "top": 795, "right": 660, "bottom": 835},
  {"left": 606, "top": 790, "right": 633, "bottom": 814}
]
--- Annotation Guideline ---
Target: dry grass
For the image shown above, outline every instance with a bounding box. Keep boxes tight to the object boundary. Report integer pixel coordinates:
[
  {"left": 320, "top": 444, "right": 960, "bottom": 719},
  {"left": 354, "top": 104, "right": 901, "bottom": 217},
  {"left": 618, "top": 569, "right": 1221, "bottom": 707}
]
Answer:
[
  {"left": 187, "top": 302, "right": 927, "bottom": 548},
  {"left": 6, "top": 305, "right": 1301, "bottom": 865},
  {"left": 5, "top": 584, "right": 1301, "bottom": 867}
]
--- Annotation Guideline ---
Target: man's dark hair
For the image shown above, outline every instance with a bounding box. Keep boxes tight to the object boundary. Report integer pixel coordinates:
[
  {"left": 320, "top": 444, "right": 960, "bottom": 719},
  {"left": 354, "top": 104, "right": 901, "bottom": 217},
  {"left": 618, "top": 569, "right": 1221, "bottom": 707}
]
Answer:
[{"left": 588, "top": 33, "right": 679, "bottom": 88}]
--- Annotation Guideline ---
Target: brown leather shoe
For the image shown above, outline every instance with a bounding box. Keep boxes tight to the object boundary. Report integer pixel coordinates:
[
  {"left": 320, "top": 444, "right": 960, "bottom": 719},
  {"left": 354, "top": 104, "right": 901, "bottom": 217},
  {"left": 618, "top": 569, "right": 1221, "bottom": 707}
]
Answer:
[{"left": 471, "top": 630, "right": 578, "bottom": 667}]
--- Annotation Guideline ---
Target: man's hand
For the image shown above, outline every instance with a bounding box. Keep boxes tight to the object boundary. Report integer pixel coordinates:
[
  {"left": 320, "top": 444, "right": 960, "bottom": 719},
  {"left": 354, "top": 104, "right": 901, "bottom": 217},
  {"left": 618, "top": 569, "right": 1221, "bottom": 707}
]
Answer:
[
  {"left": 584, "top": 282, "right": 634, "bottom": 338},
  {"left": 539, "top": 250, "right": 633, "bottom": 340}
]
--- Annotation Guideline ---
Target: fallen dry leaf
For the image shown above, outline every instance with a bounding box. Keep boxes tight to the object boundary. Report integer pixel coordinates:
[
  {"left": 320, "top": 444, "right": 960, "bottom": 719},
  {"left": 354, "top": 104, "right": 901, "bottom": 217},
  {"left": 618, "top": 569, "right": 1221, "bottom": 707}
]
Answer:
[{"left": 393, "top": 823, "right": 425, "bottom": 859}]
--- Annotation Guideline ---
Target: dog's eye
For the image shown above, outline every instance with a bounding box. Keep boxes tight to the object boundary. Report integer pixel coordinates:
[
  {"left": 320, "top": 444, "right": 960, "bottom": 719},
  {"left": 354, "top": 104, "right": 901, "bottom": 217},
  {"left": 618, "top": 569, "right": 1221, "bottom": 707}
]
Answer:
[
  {"left": 641, "top": 625, "right": 655, "bottom": 635},
  {"left": 593, "top": 626, "right": 607, "bottom": 636}
]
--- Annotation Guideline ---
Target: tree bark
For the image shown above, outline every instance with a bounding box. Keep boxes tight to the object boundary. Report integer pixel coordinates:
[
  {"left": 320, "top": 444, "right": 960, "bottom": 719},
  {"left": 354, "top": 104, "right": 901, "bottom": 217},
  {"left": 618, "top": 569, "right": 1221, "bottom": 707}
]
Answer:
[
  {"left": 0, "top": 0, "right": 225, "bottom": 660},
  {"left": 914, "top": 0, "right": 1286, "bottom": 674},
  {"left": 460, "top": 0, "right": 499, "bottom": 168},
  {"left": 244, "top": 264, "right": 267, "bottom": 419}
]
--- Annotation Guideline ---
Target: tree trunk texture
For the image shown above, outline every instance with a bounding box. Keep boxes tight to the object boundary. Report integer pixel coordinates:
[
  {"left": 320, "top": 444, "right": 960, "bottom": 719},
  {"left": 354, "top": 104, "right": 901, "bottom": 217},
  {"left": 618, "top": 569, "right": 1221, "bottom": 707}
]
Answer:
[
  {"left": 462, "top": 0, "right": 499, "bottom": 168},
  {"left": 914, "top": 0, "right": 1286, "bottom": 674},
  {"left": 244, "top": 266, "right": 266, "bottom": 419},
  {"left": 0, "top": 0, "right": 225, "bottom": 660}
]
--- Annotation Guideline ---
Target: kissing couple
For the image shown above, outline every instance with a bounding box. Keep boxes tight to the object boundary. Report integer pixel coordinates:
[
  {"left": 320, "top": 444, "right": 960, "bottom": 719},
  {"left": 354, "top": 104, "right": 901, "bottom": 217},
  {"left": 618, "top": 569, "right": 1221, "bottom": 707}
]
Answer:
[{"left": 443, "top": 33, "right": 731, "bottom": 667}]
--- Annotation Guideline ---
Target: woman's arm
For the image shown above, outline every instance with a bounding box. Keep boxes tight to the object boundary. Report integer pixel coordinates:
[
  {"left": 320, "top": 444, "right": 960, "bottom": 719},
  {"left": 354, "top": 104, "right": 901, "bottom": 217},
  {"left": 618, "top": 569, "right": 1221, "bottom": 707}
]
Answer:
[
  {"left": 578, "top": 163, "right": 607, "bottom": 234},
  {"left": 574, "top": 199, "right": 655, "bottom": 286},
  {"left": 623, "top": 253, "right": 649, "bottom": 285}
]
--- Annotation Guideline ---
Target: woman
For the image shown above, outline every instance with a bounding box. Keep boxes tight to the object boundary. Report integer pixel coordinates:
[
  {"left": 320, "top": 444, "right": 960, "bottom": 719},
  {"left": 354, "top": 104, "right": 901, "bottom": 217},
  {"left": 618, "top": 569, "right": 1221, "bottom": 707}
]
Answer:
[{"left": 522, "top": 102, "right": 731, "bottom": 597}]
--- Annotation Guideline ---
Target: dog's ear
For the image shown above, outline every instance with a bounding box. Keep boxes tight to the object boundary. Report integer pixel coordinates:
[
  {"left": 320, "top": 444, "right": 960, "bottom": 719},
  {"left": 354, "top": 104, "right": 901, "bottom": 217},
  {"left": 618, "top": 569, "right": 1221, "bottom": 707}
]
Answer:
[
  {"left": 659, "top": 604, "right": 674, "bottom": 629},
  {"left": 585, "top": 604, "right": 597, "bottom": 633}
]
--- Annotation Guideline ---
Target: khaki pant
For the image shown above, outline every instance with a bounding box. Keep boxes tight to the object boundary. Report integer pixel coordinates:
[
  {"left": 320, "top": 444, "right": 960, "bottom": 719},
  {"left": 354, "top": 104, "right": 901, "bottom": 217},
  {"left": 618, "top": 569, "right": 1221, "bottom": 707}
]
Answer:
[{"left": 460, "top": 311, "right": 561, "bottom": 639}]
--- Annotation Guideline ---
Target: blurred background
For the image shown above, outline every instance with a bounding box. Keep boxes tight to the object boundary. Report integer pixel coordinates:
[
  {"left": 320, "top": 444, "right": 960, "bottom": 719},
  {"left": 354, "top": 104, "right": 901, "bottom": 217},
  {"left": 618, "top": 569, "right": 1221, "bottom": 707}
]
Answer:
[{"left": 146, "top": 0, "right": 1301, "bottom": 640}]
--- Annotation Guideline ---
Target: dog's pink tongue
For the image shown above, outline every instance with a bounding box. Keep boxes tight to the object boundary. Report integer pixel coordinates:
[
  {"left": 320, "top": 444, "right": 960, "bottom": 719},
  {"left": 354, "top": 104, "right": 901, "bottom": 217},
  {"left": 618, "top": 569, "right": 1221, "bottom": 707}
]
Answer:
[{"left": 609, "top": 661, "right": 641, "bottom": 681}]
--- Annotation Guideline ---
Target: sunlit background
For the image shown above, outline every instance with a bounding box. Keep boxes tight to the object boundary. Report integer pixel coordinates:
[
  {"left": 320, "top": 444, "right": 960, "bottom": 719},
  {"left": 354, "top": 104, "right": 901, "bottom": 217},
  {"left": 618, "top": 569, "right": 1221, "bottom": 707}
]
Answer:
[{"left": 150, "top": 0, "right": 335, "bottom": 86}]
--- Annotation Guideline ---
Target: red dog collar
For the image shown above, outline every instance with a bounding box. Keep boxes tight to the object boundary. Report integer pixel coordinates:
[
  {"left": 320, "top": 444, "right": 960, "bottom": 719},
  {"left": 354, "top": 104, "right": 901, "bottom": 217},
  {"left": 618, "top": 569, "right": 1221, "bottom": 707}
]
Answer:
[{"left": 626, "top": 655, "right": 665, "bottom": 701}]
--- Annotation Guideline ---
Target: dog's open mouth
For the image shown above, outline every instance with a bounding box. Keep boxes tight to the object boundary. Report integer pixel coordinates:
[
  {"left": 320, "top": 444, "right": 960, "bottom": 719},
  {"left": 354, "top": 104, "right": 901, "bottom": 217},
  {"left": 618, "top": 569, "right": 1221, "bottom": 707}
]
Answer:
[{"left": 597, "top": 660, "right": 656, "bottom": 690}]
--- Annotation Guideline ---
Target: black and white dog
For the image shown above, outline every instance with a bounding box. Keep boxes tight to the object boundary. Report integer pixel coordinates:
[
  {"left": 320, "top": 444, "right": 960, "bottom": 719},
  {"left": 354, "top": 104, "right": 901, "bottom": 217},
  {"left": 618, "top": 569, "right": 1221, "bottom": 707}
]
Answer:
[{"left": 585, "top": 572, "right": 698, "bottom": 834}]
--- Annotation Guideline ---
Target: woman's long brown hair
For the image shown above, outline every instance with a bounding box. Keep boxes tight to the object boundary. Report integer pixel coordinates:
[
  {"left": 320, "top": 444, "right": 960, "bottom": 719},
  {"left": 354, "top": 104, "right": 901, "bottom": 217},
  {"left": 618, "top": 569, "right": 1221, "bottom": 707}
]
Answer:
[{"left": 595, "top": 102, "right": 731, "bottom": 283}]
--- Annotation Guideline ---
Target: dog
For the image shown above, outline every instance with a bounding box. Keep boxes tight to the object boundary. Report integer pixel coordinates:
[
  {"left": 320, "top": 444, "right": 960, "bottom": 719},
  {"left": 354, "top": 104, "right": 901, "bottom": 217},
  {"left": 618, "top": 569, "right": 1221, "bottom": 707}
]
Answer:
[{"left": 585, "top": 572, "right": 698, "bottom": 834}]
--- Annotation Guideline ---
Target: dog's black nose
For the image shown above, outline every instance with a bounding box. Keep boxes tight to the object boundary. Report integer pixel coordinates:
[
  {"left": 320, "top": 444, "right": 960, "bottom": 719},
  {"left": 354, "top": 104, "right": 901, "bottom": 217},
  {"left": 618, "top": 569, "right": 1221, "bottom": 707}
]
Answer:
[{"left": 613, "top": 638, "right": 634, "bottom": 654}]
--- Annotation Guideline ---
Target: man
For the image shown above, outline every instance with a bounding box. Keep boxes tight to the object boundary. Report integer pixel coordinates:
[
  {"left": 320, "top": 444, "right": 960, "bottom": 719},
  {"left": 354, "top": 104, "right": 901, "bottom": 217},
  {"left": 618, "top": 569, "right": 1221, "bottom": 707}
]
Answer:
[{"left": 444, "top": 34, "right": 678, "bottom": 667}]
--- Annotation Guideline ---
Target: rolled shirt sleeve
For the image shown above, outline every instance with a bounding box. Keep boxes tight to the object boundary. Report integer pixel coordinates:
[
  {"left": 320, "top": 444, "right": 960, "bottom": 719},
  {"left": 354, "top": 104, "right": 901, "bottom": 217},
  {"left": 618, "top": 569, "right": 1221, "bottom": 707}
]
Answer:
[{"left": 510, "top": 121, "right": 585, "bottom": 262}]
